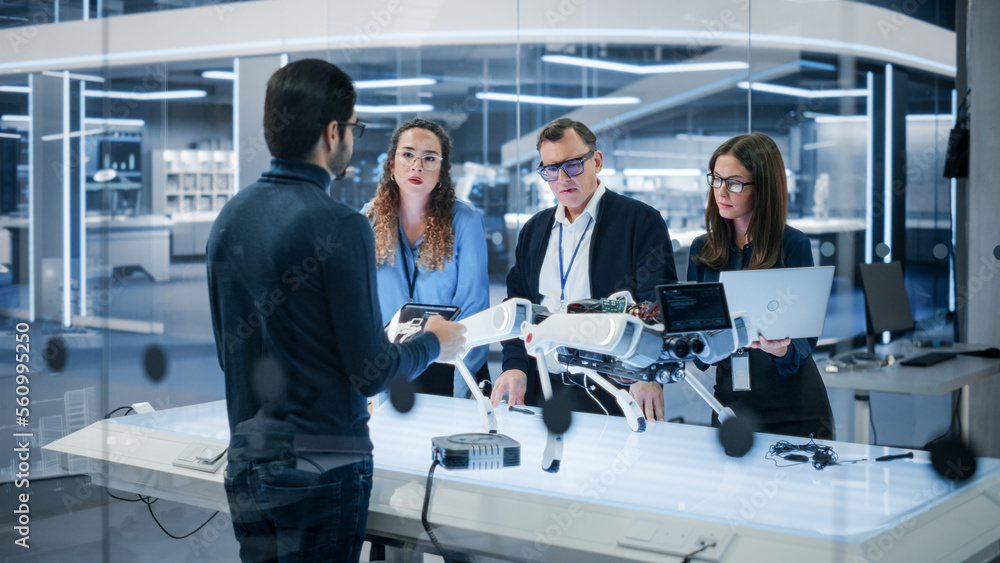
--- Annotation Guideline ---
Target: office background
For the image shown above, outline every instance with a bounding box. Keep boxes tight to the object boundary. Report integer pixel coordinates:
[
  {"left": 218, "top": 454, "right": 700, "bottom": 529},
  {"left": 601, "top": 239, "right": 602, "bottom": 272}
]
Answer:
[{"left": 0, "top": 1, "right": 998, "bottom": 561}]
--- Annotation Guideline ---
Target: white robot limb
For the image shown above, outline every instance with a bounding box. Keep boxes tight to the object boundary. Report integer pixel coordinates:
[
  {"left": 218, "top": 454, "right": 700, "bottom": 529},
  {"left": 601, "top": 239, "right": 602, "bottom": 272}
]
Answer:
[
  {"left": 522, "top": 307, "right": 748, "bottom": 425},
  {"left": 448, "top": 298, "right": 538, "bottom": 434},
  {"left": 522, "top": 313, "right": 649, "bottom": 432},
  {"left": 457, "top": 298, "right": 565, "bottom": 472}
]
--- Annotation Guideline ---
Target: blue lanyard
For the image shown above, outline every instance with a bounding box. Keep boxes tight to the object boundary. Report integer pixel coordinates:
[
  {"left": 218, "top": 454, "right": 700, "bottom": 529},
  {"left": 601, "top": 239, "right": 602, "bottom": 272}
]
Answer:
[
  {"left": 397, "top": 229, "right": 418, "bottom": 302},
  {"left": 558, "top": 216, "right": 593, "bottom": 303}
]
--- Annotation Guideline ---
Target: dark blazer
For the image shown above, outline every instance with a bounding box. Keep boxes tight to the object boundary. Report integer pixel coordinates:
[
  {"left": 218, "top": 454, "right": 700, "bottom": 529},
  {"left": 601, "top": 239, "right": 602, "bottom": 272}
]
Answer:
[
  {"left": 502, "top": 188, "right": 678, "bottom": 375},
  {"left": 687, "top": 225, "right": 834, "bottom": 439}
]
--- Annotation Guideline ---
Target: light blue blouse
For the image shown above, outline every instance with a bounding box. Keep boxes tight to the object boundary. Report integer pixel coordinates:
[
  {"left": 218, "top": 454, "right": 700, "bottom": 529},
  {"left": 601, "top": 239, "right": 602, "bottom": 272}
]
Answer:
[{"left": 364, "top": 199, "right": 491, "bottom": 397}]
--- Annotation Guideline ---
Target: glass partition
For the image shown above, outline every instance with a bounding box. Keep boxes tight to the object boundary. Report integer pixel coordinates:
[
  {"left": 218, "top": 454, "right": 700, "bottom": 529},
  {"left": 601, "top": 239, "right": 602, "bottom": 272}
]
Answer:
[{"left": 0, "top": 1, "right": 969, "bottom": 560}]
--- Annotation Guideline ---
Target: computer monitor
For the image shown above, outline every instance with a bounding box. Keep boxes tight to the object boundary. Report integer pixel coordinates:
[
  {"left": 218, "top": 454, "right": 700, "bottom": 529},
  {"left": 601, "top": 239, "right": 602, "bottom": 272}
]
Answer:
[{"left": 837, "top": 261, "right": 916, "bottom": 365}]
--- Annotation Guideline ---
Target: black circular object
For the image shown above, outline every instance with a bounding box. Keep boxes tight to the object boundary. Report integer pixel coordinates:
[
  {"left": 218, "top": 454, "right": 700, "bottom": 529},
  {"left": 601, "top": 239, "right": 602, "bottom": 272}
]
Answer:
[
  {"left": 718, "top": 416, "right": 755, "bottom": 458},
  {"left": 994, "top": 245, "right": 1000, "bottom": 261},
  {"left": 389, "top": 377, "right": 416, "bottom": 414},
  {"left": 689, "top": 338, "right": 705, "bottom": 355},
  {"left": 44, "top": 337, "right": 68, "bottom": 373},
  {"left": 142, "top": 345, "right": 168, "bottom": 382},
  {"left": 929, "top": 439, "right": 977, "bottom": 482},
  {"left": 875, "top": 242, "right": 891, "bottom": 259},
  {"left": 542, "top": 394, "right": 572, "bottom": 435},
  {"left": 251, "top": 357, "right": 286, "bottom": 402}
]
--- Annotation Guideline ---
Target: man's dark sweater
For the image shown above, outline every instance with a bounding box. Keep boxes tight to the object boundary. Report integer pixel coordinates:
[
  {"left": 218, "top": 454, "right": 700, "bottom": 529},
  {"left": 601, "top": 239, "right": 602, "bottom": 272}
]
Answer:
[{"left": 207, "top": 158, "right": 438, "bottom": 461}]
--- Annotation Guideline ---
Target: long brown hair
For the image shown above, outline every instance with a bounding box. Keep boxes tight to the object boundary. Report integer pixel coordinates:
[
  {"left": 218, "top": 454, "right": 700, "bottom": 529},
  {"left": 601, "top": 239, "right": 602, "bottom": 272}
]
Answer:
[
  {"left": 365, "top": 119, "right": 456, "bottom": 271},
  {"left": 694, "top": 132, "right": 788, "bottom": 271}
]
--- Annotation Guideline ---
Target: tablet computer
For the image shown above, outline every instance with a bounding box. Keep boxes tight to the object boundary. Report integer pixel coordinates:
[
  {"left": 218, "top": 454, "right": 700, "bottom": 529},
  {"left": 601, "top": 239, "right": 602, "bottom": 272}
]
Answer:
[
  {"left": 718, "top": 265, "right": 834, "bottom": 341},
  {"left": 656, "top": 282, "right": 732, "bottom": 334},
  {"left": 385, "top": 303, "right": 461, "bottom": 343}
]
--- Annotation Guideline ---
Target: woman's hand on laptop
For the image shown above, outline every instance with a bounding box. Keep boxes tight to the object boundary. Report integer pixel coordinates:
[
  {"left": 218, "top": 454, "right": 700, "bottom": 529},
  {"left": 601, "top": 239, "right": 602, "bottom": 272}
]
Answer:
[{"left": 749, "top": 335, "right": 791, "bottom": 357}]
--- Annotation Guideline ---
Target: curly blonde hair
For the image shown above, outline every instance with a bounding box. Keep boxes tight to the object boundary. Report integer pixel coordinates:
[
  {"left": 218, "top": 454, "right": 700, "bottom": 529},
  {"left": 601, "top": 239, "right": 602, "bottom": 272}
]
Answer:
[{"left": 365, "top": 119, "right": 455, "bottom": 271}]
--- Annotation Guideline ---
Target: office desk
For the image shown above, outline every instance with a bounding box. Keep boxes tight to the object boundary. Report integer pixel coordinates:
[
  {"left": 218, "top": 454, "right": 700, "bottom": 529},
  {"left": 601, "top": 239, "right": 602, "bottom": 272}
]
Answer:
[
  {"left": 819, "top": 342, "right": 1000, "bottom": 444},
  {"left": 44, "top": 396, "right": 1000, "bottom": 562},
  {"left": 0, "top": 214, "right": 172, "bottom": 283}
]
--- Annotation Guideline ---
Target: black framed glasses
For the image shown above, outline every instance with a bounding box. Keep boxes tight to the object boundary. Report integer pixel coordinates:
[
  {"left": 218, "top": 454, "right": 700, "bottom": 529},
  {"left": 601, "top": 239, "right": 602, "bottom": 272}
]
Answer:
[
  {"left": 536, "top": 150, "right": 596, "bottom": 182},
  {"left": 707, "top": 173, "right": 754, "bottom": 194},
  {"left": 340, "top": 121, "right": 366, "bottom": 139},
  {"left": 395, "top": 149, "right": 443, "bottom": 171}
]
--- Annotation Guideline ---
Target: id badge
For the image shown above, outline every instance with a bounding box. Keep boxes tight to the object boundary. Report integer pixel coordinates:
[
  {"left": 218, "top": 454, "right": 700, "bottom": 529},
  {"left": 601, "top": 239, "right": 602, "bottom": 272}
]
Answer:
[{"left": 732, "top": 349, "right": 751, "bottom": 391}]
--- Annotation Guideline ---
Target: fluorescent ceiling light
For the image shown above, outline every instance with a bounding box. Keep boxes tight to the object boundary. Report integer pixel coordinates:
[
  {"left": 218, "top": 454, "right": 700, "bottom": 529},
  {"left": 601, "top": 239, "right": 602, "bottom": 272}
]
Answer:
[
  {"left": 1, "top": 115, "right": 30, "bottom": 122},
  {"left": 41, "top": 128, "right": 106, "bottom": 142},
  {"left": 476, "top": 92, "right": 639, "bottom": 106},
  {"left": 805, "top": 112, "right": 952, "bottom": 123},
  {"left": 84, "top": 89, "right": 207, "bottom": 100},
  {"left": 355, "top": 104, "right": 433, "bottom": 114},
  {"left": 84, "top": 117, "right": 145, "bottom": 126},
  {"left": 0, "top": 85, "right": 31, "bottom": 94},
  {"left": 906, "top": 114, "right": 953, "bottom": 121},
  {"left": 355, "top": 78, "right": 436, "bottom": 89},
  {"left": 799, "top": 60, "right": 838, "bottom": 72},
  {"left": 624, "top": 168, "right": 703, "bottom": 177},
  {"left": 597, "top": 168, "right": 617, "bottom": 176},
  {"left": 803, "top": 112, "right": 869, "bottom": 123},
  {"left": 675, "top": 134, "right": 732, "bottom": 142},
  {"left": 738, "top": 81, "right": 867, "bottom": 98},
  {"left": 803, "top": 140, "right": 838, "bottom": 150},
  {"left": 42, "top": 70, "right": 104, "bottom": 82},
  {"left": 542, "top": 55, "right": 748, "bottom": 74},
  {"left": 202, "top": 70, "right": 236, "bottom": 80}
]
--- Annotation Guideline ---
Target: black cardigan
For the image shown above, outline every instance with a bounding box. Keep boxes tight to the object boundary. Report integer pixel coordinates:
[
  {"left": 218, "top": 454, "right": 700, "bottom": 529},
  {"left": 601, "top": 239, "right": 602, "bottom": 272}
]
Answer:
[{"left": 501, "top": 189, "right": 678, "bottom": 374}]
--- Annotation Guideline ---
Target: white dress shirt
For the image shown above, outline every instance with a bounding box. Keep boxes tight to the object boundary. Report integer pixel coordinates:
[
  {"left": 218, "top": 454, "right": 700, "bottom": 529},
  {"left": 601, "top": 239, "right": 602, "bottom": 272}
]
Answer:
[{"left": 538, "top": 184, "right": 606, "bottom": 314}]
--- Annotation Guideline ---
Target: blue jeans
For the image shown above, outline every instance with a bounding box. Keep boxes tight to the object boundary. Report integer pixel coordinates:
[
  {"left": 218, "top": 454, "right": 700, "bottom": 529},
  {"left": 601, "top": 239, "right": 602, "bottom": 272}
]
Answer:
[{"left": 224, "top": 455, "right": 373, "bottom": 563}]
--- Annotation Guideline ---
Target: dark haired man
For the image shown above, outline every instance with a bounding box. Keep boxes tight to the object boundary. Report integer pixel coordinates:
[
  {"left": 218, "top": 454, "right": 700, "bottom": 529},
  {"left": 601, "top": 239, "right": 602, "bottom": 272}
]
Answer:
[
  {"left": 491, "top": 118, "right": 678, "bottom": 421},
  {"left": 207, "top": 58, "right": 465, "bottom": 563}
]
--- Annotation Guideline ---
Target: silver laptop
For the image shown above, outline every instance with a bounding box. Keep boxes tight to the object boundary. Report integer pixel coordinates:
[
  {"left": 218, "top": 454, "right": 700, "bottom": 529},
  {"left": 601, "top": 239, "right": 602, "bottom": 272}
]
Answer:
[{"left": 718, "top": 266, "right": 835, "bottom": 341}]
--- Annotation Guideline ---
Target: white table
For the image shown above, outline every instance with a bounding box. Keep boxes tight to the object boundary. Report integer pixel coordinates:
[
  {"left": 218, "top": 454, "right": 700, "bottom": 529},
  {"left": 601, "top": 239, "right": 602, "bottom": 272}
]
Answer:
[
  {"left": 44, "top": 396, "right": 1000, "bottom": 562},
  {"left": 819, "top": 342, "right": 1000, "bottom": 444}
]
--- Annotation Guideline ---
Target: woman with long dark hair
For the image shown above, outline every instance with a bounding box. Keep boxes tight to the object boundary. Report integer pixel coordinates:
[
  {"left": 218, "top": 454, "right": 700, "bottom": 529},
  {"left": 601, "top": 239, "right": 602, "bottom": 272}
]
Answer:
[
  {"left": 365, "top": 118, "right": 490, "bottom": 396},
  {"left": 687, "top": 132, "right": 833, "bottom": 439}
]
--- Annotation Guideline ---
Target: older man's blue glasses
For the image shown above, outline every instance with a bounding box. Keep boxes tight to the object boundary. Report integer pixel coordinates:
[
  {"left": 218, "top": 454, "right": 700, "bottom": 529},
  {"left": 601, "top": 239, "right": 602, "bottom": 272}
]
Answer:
[{"left": 536, "top": 150, "right": 596, "bottom": 182}]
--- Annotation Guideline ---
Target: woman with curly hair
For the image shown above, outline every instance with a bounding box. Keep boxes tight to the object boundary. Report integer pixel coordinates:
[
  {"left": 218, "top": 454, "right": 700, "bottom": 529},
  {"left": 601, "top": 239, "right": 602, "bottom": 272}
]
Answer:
[
  {"left": 687, "top": 132, "right": 833, "bottom": 439},
  {"left": 364, "top": 118, "right": 490, "bottom": 397}
]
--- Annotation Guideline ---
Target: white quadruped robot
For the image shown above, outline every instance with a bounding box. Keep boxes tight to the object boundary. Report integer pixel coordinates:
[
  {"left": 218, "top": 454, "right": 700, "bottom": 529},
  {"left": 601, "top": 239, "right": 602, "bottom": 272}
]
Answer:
[{"left": 448, "top": 282, "right": 752, "bottom": 473}]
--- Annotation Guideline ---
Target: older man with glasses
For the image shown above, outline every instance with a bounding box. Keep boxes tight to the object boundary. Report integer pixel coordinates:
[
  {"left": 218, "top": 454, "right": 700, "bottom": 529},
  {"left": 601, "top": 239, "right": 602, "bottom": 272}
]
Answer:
[{"left": 490, "top": 117, "right": 678, "bottom": 422}]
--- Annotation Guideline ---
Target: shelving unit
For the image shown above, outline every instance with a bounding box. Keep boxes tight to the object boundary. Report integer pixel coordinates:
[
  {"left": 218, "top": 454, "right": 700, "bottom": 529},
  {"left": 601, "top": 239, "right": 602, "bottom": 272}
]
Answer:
[
  {"left": 151, "top": 149, "right": 236, "bottom": 257},
  {"left": 153, "top": 149, "right": 235, "bottom": 216}
]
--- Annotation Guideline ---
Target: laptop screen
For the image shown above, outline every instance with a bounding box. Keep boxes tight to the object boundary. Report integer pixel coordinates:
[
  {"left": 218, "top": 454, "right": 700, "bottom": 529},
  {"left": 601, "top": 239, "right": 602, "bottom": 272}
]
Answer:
[{"left": 657, "top": 283, "right": 732, "bottom": 334}]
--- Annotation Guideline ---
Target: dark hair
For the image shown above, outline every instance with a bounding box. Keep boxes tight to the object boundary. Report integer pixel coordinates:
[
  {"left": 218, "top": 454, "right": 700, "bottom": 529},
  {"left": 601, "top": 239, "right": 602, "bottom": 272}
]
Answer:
[
  {"left": 263, "top": 59, "right": 356, "bottom": 160},
  {"left": 365, "top": 119, "right": 456, "bottom": 271},
  {"left": 695, "top": 132, "right": 789, "bottom": 271},
  {"left": 536, "top": 118, "right": 598, "bottom": 152}
]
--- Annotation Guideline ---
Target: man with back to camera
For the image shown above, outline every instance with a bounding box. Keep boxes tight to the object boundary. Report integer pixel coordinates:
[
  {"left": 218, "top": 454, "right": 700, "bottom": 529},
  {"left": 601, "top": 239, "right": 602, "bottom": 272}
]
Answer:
[
  {"left": 206, "top": 59, "right": 465, "bottom": 563},
  {"left": 490, "top": 118, "right": 678, "bottom": 421}
]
